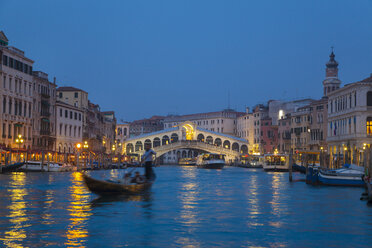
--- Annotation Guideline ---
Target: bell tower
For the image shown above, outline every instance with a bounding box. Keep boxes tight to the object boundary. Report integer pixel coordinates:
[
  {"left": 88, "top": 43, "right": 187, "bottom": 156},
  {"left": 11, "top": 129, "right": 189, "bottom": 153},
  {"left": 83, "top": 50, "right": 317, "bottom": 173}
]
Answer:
[{"left": 323, "top": 48, "right": 341, "bottom": 96}]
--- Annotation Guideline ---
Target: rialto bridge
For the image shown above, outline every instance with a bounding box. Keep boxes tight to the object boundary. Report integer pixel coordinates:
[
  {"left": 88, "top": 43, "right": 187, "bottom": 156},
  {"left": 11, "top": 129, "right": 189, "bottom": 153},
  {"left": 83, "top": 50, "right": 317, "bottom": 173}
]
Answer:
[{"left": 122, "top": 122, "right": 249, "bottom": 161}]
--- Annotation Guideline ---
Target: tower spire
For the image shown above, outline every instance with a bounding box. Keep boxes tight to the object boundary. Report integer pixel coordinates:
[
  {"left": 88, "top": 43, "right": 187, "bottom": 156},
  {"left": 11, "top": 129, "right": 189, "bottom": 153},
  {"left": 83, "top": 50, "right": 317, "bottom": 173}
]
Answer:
[{"left": 323, "top": 48, "right": 341, "bottom": 96}]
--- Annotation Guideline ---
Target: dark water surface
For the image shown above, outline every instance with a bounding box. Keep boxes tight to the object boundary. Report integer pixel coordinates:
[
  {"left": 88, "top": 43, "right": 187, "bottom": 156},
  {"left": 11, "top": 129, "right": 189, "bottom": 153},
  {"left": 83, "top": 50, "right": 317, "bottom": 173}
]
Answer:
[{"left": 0, "top": 166, "right": 371, "bottom": 248}]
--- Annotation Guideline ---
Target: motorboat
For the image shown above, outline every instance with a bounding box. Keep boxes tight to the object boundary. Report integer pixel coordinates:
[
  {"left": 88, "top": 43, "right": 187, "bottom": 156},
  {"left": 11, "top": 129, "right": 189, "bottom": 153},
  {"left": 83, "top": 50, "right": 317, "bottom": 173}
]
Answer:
[
  {"left": 263, "top": 154, "right": 289, "bottom": 172},
  {"left": 178, "top": 158, "right": 196, "bottom": 166},
  {"left": 318, "top": 164, "right": 365, "bottom": 187},
  {"left": 196, "top": 153, "right": 225, "bottom": 169},
  {"left": 19, "top": 161, "right": 63, "bottom": 172},
  {"left": 293, "top": 151, "right": 320, "bottom": 173},
  {"left": 248, "top": 155, "right": 264, "bottom": 168}
]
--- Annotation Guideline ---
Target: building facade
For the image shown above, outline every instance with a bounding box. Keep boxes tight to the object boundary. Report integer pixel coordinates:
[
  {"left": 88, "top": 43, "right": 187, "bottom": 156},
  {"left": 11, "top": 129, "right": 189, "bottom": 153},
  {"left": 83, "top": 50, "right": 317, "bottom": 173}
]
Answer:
[
  {"left": 163, "top": 109, "right": 243, "bottom": 136},
  {"left": 308, "top": 98, "right": 327, "bottom": 151},
  {"left": 32, "top": 71, "right": 57, "bottom": 151},
  {"left": 327, "top": 74, "right": 372, "bottom": 167},
  {"left": 252, "top": 105, "right": 268, "bottom": 154},
  {"left": 260, "top": 117, "right": 278, "bottom": 154},
  {"left": 236, "top": 107, "right": 254, "bottom": 152},
  {"left": 55, "top": 101, "right": 83, "bottom": 154},
  {"left": 290, "top": 105, "right": 311, "bottom": 152},
  {"left": 129, "top": 116, "right": 164, "bottom": 137},
  {"left": 0, "top": 34, "right": 34, "bottom": 150},
  {"left": 278, "top": 114, "right": 291, "bottom": 153},
  {"left": 116, "top": 122, "right": 130, "bottom": 153}
]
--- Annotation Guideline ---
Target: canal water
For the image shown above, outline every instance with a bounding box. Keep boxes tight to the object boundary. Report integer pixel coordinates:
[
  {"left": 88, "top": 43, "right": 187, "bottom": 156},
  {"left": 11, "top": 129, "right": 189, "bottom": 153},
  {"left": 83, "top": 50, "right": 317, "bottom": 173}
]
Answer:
[{"left": 0, "top": 166, "right": 371, "bottom": 248}]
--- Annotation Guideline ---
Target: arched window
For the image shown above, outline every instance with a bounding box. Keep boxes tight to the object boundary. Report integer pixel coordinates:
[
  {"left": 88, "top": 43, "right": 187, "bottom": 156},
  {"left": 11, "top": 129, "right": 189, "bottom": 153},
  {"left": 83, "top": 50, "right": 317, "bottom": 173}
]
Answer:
[
  {"left": 144, "top": 139, "right": 152, "bottom": 148},
  {"left": 197, "top": 134, "right": 205, "bottom": 142},
  {"left": 241, "top": 145, "right": 248, "bottom": 154},
  {"left": 206, "top": 136, "right": 213, "bottom": 144},
  {"left": 162, "top": 135, "right": 170, "bottom": 145},
  {"left": 223, "top": 140, "right": 230, "bottom": 149},
  {"left": 126, "top": 143, "right": 134, "bottom": 153},
  {"left": 367, "top": 92, "right": 372, "bottom": 106},
  {"left": 232, "top": 142, "right": 239, "bottom": 152},
  {"left": 135, "top": 141, "right": 143, "bottom": 151},
  {"left": 214, "top": 138, "right": 222, "bottom": 146},
  {"left": 170, "top": 133, "right": 179, "bottom": 143},
  {"left": 153, "top": 137, "right": 161, "bottom": 147},
  {"left": 367, "top": 117, "right": 372, "bottom": 134}
]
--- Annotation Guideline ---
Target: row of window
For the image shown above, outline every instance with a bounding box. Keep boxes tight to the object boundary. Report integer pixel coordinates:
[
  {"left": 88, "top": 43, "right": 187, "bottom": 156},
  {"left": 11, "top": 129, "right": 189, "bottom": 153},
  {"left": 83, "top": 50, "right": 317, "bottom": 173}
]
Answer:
[
  {"left": 2, "top": 55, "right": 33, "bottom": 75},
  {"left": 59, "top": 108, "right": 82, "bottom": 121},
  {"left": 58, "top": 124, "right": 82, "bottom": 138},
  {"left": 293, "top": 138, "right": 307, "bottom": 145},
  {"left": 291, "top": 127, "right": 309, "bottom": 135},
  {"left": 1, "top": 122, "right": 31, "bottom": 140},
  {"left": 310, "top": 129, "right": 324, "bottom": 141},
  {"left": 2, "top": 97, "right": 32, "bottom": 118},
  {"left": 58, "top": 92, "right": 79, "bottom": 98},
  {"left": 330, "top": 91, "right": 357, "bottom": 113},
  {"left": 329, "top": 116, "right": 357, "bottom": 136},
  {"left": 165, "top": 119, "right": 226, "bottom": 128},
  {"left": 117, "top": 127, "right": 128, "bottom": 136},
  {"left": 3, "top": 75, "right": 33, "bottom": 96}
]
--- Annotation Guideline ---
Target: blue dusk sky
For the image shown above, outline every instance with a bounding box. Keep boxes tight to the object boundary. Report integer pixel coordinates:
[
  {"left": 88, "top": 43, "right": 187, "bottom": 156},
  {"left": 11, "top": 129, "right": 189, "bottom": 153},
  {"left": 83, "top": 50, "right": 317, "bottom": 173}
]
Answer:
[{"left": 1, "top": 0, "right": 372, "bottom": 121}]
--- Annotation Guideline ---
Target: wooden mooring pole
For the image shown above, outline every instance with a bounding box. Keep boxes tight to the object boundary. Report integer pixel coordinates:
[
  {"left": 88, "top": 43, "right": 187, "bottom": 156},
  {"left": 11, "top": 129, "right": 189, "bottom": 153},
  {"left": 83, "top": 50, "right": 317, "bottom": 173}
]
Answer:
[{"left": 289, "top": 152, "right": 293, "bottom": 182}]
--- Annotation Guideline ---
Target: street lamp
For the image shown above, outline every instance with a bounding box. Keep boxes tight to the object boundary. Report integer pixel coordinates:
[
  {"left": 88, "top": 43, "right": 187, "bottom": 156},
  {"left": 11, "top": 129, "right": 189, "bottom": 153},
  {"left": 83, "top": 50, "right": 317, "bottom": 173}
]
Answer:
[
  {"left": 76, "top": 143, "right": 82, "bottom": 170},
  {"left": 83, "top": 141, "right": 89, "bottom": 168},
  {"left": 15, "top": 134, "right": 24, "bottom": 162}
]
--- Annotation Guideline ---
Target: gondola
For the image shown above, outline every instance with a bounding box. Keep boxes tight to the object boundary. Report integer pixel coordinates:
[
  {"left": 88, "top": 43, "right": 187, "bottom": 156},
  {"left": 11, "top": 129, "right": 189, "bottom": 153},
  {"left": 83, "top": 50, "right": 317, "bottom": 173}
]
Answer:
[
  {"left": 82, "top": 173, "right": 155, "bottom": 196},
  {"left": 0, "top": 162, "right": 25, "bottom": 173}
]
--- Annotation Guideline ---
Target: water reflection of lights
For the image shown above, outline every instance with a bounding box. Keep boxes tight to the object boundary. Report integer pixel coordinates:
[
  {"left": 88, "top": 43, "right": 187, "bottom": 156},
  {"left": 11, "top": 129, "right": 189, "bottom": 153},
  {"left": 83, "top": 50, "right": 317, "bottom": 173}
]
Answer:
[
  {"left": 41, "top": 189, "right": 55, "bottom": 225},
  {"left": 270, "top": 174, "right": 281, "bottom": 215},
  {"left": 177, "top": 167, "right": 201, "bottom": 247},
  {"left": 245, "top": 174, "right": 262, "bottom": 227},
  {"left": 3, "top": 172, "right": 29, "bottom": 248},
  {"left": 268, "top": 173, "right": 287, "bottom": 229},
  {"left": 64, "top": 172, "right": 92, "bottom": 248}
]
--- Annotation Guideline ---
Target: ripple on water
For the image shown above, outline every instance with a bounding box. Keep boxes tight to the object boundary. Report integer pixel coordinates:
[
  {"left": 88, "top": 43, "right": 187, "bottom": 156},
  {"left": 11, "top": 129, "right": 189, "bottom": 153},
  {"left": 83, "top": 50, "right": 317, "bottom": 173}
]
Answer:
[{"left": 0, "top": 167, "right": 371, "bottom": 248}]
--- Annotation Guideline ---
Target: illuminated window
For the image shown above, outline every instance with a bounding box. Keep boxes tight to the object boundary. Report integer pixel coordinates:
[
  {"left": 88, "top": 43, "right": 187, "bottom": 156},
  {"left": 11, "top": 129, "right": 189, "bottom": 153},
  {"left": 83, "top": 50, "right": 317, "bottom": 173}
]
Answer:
[{"left": 367, "top": 117, "right": 372, "bottom": 134}]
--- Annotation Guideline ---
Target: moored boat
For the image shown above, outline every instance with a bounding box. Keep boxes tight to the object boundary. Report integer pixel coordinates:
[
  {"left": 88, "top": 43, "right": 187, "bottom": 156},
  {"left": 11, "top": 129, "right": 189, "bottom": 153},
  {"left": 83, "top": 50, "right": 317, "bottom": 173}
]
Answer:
[
  {"left": 178, "top": 158, "right": 196, "bottom": 166},
  {"left": 292, "top": 163, "right": 307, "bottom": 173},
  {"left": 263, "top": 154, "right": 289, "bottom": 172},
  {"left": 0, "top": 162, "right": 25, "bottom": 173},
  {"left": 318, "top": 164, "right": 364, "bottom": 187},
  {"left": 19, "top": 161, "right": 64, "bottom": 172},
  {"left": 247, "top": 155, "right": 264, "bottom": 168},
  {"left": 82, "top": 173, "right": 155, "bottom": 195},
  {"left": 196, "top": 153, "right": 225, "bottom": 169}
]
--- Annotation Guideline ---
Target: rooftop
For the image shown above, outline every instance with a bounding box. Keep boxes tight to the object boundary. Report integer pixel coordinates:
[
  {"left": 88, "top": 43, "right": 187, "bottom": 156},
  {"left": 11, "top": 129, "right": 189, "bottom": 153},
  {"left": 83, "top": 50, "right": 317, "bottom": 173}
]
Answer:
[{"left": 57, "top": 86, "right": 87, "bottom": 93}]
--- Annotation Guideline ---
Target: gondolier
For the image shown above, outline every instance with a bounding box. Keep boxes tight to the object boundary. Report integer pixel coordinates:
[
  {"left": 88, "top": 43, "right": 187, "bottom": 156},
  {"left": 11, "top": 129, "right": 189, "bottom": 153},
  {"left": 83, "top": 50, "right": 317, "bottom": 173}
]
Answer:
[{"left": 141, "top": 144, "right": 156, "bottom": 180}]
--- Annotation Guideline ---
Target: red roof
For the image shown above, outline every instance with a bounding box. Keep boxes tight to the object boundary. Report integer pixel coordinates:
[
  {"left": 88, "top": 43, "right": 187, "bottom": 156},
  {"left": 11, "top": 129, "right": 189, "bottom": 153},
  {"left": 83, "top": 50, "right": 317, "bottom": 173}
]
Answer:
[
  {"left": 57, "top": 86, "right": 87, "bottom": 93},
  {"left": 360, "top": 75, "right": 372, "bottom": 83}
]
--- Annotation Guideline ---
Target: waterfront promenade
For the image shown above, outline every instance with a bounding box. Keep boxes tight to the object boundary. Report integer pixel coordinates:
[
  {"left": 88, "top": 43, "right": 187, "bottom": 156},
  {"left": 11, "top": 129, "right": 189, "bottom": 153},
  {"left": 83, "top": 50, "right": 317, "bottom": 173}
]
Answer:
[{"left": 0, "top": 166, "right": 371, "bottom": 247}]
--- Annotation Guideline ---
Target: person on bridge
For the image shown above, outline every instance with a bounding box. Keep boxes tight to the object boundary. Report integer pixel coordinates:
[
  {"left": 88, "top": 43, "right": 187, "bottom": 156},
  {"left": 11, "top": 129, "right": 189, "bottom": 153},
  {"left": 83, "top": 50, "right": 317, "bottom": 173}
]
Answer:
[{"left": 141, "top": 144, "right": 156, "bottom": 180}]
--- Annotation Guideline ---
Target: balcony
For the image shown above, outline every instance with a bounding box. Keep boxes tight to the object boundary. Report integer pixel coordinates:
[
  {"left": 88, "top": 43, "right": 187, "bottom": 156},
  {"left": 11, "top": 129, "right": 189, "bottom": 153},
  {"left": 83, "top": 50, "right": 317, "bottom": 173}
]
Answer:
[
  {"left": 41, "top": 112, "right": 51, "bottom": 117},
  {"left": 41, "top": 92, "right": 50, "bottom": 98},
  {"left": 40, "top": 130, "right": 51, "bottom": 136}
]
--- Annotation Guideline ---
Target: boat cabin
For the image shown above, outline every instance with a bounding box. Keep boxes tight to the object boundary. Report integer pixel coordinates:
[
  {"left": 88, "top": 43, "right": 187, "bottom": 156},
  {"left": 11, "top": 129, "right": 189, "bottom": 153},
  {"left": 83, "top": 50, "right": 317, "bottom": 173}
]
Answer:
[
  {"left": 263, "top": 154, "right": 289, "bottom": 171},
  {"left": 200, "top": 153, "right": 225, "bottom": 161}
]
